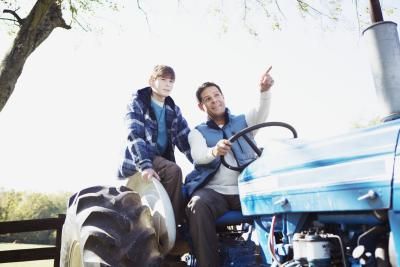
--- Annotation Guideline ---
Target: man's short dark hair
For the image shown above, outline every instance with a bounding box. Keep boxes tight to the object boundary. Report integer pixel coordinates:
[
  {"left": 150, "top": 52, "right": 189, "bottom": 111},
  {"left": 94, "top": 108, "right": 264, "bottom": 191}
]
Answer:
[{"left": 196, "top": 82, "right": 223, "bottom": 103}]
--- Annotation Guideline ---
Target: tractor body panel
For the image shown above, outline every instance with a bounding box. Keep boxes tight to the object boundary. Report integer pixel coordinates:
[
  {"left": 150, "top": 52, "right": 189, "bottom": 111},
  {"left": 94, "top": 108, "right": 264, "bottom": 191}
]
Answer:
[{"left": 238, "top": 119, "right": 400, "bottom": 216}]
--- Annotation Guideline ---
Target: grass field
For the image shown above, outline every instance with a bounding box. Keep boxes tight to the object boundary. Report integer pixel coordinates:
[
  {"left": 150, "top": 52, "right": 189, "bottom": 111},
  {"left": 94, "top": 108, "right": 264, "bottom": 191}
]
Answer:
[{"left": 0, "top": 243, "right": 54, "bottom": 267}]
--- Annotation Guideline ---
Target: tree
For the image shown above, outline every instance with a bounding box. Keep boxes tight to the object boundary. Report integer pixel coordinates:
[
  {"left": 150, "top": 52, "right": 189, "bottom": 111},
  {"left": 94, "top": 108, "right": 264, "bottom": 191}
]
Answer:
[
  {"left": 0, "top": 189, "right": 23, "bottom": 221},
  {"left": 0, "top": 189, "right": 71, "bottom": 244},
  {"left": 0, "top": 0, "right": 120, "bottom": 112},
  {"left": 1, "top": 0, "right": 68, "bottom": 112}
]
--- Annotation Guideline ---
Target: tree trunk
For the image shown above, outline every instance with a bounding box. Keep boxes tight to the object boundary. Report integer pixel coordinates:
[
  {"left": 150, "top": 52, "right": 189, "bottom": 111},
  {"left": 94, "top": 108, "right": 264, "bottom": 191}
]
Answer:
[{"left": 0, "top": 0, "right": 71, "bottom": 112}]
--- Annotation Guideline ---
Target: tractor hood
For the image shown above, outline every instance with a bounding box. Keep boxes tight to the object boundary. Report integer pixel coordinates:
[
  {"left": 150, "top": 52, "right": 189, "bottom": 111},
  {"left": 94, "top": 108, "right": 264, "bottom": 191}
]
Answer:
[{"left": 238, "top": 119, "right": 400, "bottom": 216}]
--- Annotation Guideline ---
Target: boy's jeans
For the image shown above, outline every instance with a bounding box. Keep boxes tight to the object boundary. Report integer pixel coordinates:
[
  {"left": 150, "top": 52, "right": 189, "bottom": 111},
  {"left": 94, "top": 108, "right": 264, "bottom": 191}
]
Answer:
[{"left": 153, "top": 156, "right": 184, "bottom": 226}]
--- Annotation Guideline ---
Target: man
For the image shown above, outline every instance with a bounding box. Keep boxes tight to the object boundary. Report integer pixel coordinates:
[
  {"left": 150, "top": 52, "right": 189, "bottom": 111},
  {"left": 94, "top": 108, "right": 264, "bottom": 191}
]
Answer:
[{"left": 184, "top": 67, "right": 274, "bottom": 267}]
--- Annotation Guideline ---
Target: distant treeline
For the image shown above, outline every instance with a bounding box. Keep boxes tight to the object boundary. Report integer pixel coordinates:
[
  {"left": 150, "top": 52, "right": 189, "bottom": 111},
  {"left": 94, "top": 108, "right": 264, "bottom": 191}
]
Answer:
[{"left": 0, "top": 189, "right": 72, "bottom": 245}]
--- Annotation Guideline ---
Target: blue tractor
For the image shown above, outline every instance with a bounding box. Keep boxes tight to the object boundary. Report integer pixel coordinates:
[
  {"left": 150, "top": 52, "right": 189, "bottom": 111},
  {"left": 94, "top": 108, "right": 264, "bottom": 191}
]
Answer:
[
  {"left": 227, "top": 13, "right": 400, "bottom": 267},
  {"left": 231, "top": 116, "right": 399, "bottom": 266}
]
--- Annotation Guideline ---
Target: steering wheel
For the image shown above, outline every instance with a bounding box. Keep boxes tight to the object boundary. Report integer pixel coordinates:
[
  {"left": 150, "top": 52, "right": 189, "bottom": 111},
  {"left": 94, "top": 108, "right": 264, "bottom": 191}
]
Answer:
[{"left": 221, "top": 121, "right": 298, "bottom": 172}]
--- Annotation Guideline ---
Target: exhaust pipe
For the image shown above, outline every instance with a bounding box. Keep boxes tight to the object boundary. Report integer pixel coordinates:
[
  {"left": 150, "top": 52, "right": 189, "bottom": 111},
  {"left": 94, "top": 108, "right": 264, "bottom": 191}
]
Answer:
[{"left": 362, "top": 21, "right": 400, "bottom": 122}]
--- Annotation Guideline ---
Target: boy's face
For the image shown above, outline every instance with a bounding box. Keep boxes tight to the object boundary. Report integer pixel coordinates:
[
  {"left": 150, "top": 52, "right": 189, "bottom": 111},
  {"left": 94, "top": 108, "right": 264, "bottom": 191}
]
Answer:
[
  {"left": 150, "top": 76, "right": 175, "bottom": 102},
  {"left": 198, "top": 86, "right": 226, "bottom": 118}
]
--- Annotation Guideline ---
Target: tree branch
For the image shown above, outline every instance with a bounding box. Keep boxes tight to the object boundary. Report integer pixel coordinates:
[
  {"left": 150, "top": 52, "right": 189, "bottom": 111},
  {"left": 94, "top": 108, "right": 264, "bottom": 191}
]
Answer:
[
  {"left": 0, "top": 17, "right": 19, "bottom": 23},
  {"left": 354, "top": 0, "right": 361, "bottom": 34},
  {"left": 254, "top": 0, "right": 271, "bottom": 17},
  {"left": 71, "top": 17, "right": 89, "bottom": 31},
  {"left": 137, "top": 0, "right": 150, "bottom": 31},
  {"left": 243, "top": 0, "right": 249, "bottom": 22},
  {"left": 296, "top": 0, "right": 336, "bottom": 20},
  {"left": 274, "top": 0, "right": 286, "bottom": 20},
  {"left": 3, "top": 9, "right": 24, "bottom": 25}
]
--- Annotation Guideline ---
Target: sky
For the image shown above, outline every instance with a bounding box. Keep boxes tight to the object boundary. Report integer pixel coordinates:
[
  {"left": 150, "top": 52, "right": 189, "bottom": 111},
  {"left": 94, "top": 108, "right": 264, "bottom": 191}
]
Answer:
[{"left": 0, "top": 0, "right": 399, "bottom": 193}]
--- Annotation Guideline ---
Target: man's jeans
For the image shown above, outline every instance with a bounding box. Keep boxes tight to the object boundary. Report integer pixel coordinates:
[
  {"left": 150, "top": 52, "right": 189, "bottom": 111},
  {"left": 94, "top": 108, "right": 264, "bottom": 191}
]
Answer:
[{"left": 186, "top": 188, "right": 241, "bottom": 267}]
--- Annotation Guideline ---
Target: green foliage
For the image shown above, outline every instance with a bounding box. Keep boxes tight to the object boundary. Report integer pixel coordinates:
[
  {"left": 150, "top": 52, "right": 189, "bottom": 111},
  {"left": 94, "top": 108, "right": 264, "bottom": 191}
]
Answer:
[
  {"left": 0, "top": 189, "right": 71, "bottom": 244},
  {"left": 0, "top": 190, "right": 23, "bottom": 221},
  {"left": 0, "top": 0, "right": 121, "bottom": 33}
]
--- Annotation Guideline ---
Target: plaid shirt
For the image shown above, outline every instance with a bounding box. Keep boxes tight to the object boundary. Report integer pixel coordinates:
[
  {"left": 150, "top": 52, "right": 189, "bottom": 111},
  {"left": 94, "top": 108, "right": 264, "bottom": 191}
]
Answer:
[{"left": 118, "top": 87, "right": 192, "bottom": 178}]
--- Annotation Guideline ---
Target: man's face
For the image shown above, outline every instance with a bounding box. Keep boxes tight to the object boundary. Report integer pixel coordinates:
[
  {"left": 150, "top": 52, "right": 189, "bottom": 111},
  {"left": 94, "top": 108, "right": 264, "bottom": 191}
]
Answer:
[
  {"left": 199, "top": 86, "right": 225, "bottom": 118},
  {"left": 150, "top": 76, "right": 175, "bottom": 101}
]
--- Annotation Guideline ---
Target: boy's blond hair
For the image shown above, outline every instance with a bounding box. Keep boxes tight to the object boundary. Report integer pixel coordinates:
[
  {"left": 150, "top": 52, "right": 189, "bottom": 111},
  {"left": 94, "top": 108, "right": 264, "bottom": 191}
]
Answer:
[{"left": 150, "top": 65, "right": 175, "bottom": 82}]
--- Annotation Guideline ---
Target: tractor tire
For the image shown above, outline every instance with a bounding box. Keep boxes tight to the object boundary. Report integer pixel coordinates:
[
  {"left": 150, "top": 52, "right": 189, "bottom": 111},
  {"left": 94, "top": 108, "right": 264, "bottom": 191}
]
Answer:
[{"left": 60, "top": 185, "right": 161, "bottom": 267}]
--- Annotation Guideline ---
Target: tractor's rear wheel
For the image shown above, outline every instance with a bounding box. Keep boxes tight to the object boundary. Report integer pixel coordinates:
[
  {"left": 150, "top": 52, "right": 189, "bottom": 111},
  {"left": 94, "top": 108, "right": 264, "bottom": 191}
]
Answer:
[{"left": 60, "top": 186, "right": 161, "bottom": 267}]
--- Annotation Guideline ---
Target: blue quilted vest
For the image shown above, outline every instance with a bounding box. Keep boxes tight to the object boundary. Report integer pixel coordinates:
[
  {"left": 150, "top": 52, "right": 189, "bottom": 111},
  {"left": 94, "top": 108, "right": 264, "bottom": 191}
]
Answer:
[{"left": 184, "top": 110, "right": 257, "bottom": 198}]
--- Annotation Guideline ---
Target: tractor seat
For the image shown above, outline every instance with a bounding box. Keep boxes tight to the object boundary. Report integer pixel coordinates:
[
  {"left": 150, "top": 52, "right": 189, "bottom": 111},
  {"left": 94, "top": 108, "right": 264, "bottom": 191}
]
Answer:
[{"left": 216, "top": 210, "right": 252, "bottom": 227}]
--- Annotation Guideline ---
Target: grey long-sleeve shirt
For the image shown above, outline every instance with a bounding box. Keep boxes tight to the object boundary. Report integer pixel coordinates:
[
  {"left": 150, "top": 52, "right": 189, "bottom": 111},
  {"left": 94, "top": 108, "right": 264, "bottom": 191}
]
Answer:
[{"left": 188, "top": 90, "right": 272, "bottom": 195}]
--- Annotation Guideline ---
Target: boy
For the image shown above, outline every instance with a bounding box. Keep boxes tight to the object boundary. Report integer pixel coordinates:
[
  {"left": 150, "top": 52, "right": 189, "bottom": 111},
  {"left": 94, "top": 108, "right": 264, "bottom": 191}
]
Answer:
[{"left": 118, "top": 65, "right": 192, "bottom": 226}]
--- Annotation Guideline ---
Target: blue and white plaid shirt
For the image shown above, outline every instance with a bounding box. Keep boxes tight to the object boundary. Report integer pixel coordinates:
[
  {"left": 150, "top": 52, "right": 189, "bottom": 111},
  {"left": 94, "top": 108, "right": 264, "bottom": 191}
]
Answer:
[{"left": 118, "top": 87, "right": 192, "bottom": 178}]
